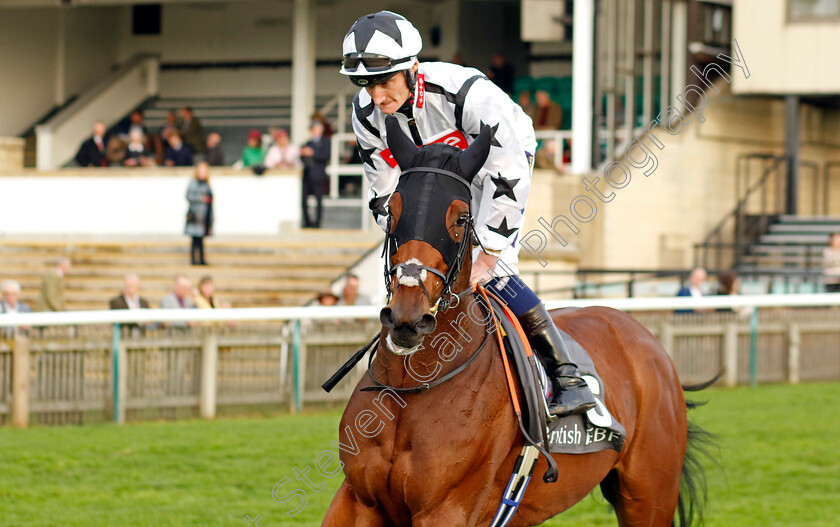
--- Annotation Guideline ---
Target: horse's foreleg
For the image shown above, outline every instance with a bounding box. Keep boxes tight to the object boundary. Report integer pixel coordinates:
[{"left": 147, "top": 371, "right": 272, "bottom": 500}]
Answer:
[{"left": 322, "top": 481, "right": 388, "bottom": 527}]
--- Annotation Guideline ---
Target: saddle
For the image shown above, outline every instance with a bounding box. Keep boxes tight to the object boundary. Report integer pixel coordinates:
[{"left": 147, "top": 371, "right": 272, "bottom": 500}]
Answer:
[{"left": 481, "top": 290, "right": 625, "bottom": 456}]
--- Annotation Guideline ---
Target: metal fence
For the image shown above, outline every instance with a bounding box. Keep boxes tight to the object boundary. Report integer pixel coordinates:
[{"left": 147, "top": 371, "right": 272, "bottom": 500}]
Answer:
[{"left": 1, "top": 295, "right": 839, "bottom": 427}]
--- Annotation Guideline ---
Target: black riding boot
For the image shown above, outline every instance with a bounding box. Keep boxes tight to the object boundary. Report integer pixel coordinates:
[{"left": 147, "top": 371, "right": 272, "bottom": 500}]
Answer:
[{"left": 518, "top": 303, "right": 597, "bottom": 417}]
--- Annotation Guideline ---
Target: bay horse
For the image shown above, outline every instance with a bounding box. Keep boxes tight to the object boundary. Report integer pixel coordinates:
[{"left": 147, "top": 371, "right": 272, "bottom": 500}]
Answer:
[{"left": 322, "top": 117, "right": 709, "bottom": 526}]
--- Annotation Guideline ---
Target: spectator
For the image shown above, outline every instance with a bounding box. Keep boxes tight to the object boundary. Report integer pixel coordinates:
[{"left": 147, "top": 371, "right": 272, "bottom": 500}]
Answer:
[
  {"left": 242, "top": 129, "right": 265, "bottom": 168},
  {"left": 716, "top": 270, "right": 752, "bottom": 317},
  {"left": 311, "top": 113, "right": 335, "bottom": 139},
  {"left": 263, "top": 129, "right": 301, "bottom": 169},
  {"left": 487, "top": 52, "right": 514, "bottom": 95},
  {"left": 205, "top": 133, "right": 225, "bottom": 166},
  {"left": 113, "top": 110, "right": 148, "bottom": 139},
  {"left": 130, "top": 109, "right": 149, "bottom": 136},
  {"left": 823, "top": 232, "right": 840, "bottom": 293},
  {"left": 678, "top": 268, "right": 707, "bottom": 298},
  {"left": 675, "top": 267, "right": 706, "bottom": 314},
  {"left": 0, "top": 280, "right": 32, "bottom": 337},
  {"left": 163, "top": 131, "right": 194, "bottom": 167},
  {"left": 74, "top": 121, "right": 109, "bottom": 167},
  {"left": 528, "top": 90, "right": 563, "bottom": 131},
  {"left": 194, "top": 275, "right": 218, "bottom": 309},
  {"left": 35, "top": 257, "right": 71, "bottom": 312},
  {"left": 153, "top": 110, "right": 179, "bottom": 164},
  {"left": 518, "top": 91, "right": 534, "bottom": 116},
  {"left": 122, "top": 127, "right": 156, "bottom": 167},
  {"left": 534, "top": 139, "right": 562, "bottom": 173},
  {"left": 109, "top": 274, "right": 151, "bottom": 333},
  {"left": 160, "top": 275, "right": 197, "bottom": 328},
  {"left": 194, "top": 275, "right": 235, "bottom": 328},
  {"left": 109, "top": 274, "right": 150, "bottom": 310},
  {"left": 345, "top": 138, "right": 363, "bottom": 165},
  {"left": 300, "top": 120, "right": 331, "bottom": 228},
  {"left": 179, "top": 106, "right": 206, "bottom": 155},
  {"left": 337, "top": 274, "right": 372, "bottom": 306},
  {"left": 317, "top": 290, "right": 339, "bottom": 306},
  {"left": 185, "top": 162, "right": 213, "bottom": 266}
]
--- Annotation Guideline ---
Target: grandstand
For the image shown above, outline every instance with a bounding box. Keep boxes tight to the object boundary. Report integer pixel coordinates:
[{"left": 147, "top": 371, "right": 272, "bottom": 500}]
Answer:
[{"left": 1, "top": 0, "right": 840, "bottom": 304}]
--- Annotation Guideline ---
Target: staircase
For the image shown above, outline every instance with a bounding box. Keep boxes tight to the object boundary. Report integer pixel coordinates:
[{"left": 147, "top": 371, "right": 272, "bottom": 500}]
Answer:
[
  {"left": 0, "top": 232, "right": 380, "bottom": 311},
  {"left": 737, "top": 215, "right": 840, "bottom": 275}
]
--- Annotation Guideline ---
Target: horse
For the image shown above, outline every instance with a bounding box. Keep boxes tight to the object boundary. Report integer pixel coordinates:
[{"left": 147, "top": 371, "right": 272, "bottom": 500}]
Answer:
[{"left": 322, "top": 116, "right": 710, "bottom": 527}]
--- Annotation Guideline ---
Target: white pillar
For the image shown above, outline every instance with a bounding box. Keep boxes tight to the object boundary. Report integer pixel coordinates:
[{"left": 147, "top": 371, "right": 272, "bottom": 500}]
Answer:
[
  {"left": 571, "top": 0, "right": 595, "bottom": 174},
  {"left": 35, "top": 125, "right": 54, "bottom": 171},
  {"left": 56, "top": 7, "right": 66, "bottom": 106},
  {"left": 670, "top": 0, "right": 687, "bottom": 109},
  {"left": 291, "top": 0, "right": 316, "bottom": 145}
]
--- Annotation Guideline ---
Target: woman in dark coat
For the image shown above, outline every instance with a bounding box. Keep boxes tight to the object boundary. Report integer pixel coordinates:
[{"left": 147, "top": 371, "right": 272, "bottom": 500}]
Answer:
[{"left": 185, "top": 161, "right": 213, "bottom": 265}]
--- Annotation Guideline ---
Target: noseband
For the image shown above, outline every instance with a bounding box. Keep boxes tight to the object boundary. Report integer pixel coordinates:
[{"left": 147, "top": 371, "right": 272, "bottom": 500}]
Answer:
[{"left": 383, "top": 166, "right": 475, "bottom": 314}]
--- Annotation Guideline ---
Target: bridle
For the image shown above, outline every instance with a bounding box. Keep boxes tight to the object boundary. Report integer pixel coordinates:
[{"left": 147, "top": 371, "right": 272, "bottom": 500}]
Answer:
[{"left": 382, "top": 166, "right": 476, "bottom": 315}]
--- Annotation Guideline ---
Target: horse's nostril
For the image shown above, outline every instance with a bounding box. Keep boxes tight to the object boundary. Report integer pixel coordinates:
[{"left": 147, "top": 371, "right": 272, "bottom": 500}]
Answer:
[
  {"left": 380, "top": 307, "right": 395, "bottom": 328},
  {"left": 416, "top": 313, "right": 437, "bottom": 335}
]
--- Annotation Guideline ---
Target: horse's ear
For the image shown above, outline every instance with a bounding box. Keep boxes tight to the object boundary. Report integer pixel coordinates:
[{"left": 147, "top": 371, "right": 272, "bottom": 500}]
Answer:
[
  {"left": 385, "top": 115, "right": 418, "bottom": 169},
  {"left": 458, "top": 124, "right": 491, "bottom": 181}
]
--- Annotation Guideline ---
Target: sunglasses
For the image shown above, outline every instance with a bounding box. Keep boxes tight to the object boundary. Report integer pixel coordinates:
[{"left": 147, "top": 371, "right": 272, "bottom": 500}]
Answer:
[
  {"left": 348, "top": 71, "right": 401, "bottom": 88},
  {"left": 342, "top": 53, "right": 413, "bottom": 73}
]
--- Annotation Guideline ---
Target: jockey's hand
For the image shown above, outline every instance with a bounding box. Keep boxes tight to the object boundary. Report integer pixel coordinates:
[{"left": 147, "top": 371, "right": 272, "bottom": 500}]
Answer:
[{"left": 470, "top": 251, "right": 499, "bottom": 286}]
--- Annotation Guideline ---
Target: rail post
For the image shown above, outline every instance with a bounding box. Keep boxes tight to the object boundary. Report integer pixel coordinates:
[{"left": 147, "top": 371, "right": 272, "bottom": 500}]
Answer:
[
  {"left": 292, "top": 319, "right": 303, "bottom": 413},
  {"left": 660, "top": 323, "right": 674, "bottom": 359},
  {"left": 723, "top": 322, "right": 738, "bottom": 387},
  {"left": 787, "top": 323, "right": 801, "bottom": 385},
  {"left": 112, "top": 323, "right": 126, "bottom": 424},
  {"left": 12, "top": 334, "right": 30, "bottom": 428},
  {"left": 200, "top": 332, "right": 219, "bottom": 419},
  {"left": 748, "top": 308, "right": 759, "bottom": 388}
]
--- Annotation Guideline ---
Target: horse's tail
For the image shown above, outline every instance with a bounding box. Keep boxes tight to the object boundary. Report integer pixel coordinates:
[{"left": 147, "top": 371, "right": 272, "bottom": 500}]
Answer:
[{"left": 673, "top": 372, "right": 722, "bottom": 527}]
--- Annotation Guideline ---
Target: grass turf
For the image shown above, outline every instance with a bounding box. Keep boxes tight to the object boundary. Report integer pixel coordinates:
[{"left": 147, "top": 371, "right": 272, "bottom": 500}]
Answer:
[{"left": 0, "top": 382, "right": 838, "bottom": 526}]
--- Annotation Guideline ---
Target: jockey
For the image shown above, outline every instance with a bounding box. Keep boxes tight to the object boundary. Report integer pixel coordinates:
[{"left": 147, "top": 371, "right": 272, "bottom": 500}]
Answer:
[{"left": 340, "top": 11, "right": 595, "bottom": 417}]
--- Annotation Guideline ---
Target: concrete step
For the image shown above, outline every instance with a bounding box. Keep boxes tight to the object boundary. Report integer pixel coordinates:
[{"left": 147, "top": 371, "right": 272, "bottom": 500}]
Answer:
[
  {"left": 757, "top": 233, "right": 831, "bottom": 244},
  {"left": 768, "top": 223, "right": 840, "bottom": 234},
  {"left": 1, "top": 235, "right": 377, "bottom": 309},
  {"left": 777, "top": 215, "right": 840, "bottom": 224}
]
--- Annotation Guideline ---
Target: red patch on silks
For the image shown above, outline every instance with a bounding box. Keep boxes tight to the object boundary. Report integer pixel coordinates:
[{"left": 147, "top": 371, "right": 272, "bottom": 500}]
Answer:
[
  {"left": 380, "top": 148, "right": 398, "bottom": 168},
  {"left": 416, "top": 74, "right": 425, "bottom": 109},
  {"left": 427, "top": 130, "right": 469, "bottom": 150}
]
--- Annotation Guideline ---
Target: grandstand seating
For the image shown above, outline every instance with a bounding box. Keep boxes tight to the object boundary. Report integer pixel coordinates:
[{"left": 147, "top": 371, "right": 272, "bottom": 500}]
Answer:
[
  {"left": 23, "top": 94, "right": 344, "bottom": 168},
  {"left": 143, "top": 95, "right": 341, "bottom": 166},
  {"left": 0, "top": 232, "right": 380, "bottom": 311}
]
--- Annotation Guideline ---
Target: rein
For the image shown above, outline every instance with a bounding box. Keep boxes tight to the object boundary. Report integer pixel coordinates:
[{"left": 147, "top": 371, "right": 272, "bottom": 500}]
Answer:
[{"left": 360, "top": 289, "right": 492, "bottom": 395}]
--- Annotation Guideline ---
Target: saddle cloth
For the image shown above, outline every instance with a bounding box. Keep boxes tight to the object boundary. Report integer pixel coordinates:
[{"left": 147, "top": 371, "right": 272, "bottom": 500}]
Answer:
[{"left": 486, "top": 295, "right": 625, "bottom": 455}]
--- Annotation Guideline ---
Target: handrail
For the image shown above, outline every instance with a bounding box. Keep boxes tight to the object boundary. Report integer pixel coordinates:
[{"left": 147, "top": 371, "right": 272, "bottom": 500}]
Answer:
[
  {"left": 534, "top": 130, "right": 572, "bottom": 170},
  {"left": 41, "top": 54, "right": 159, "bottom": 130},
  {"left": 701, "top": 155, "right": 787, "bottom": 247},
  {"left": 2, "top": 293, "right": 840, "bottom": 329},
  {"left": 523, "top": 265, "right": 828, "bottom": 298},
  {"left": 36, "top": 54, "right": 160, "bottom": 170}
]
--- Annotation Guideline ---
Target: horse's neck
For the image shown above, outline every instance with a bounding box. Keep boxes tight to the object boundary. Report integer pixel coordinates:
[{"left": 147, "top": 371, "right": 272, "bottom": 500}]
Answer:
[{"left": 376, "top": 294, "right": 489, "bottom": 386}]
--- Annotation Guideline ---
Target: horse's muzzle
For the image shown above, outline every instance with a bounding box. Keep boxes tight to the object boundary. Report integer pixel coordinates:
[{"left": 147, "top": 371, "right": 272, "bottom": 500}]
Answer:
[{"left": 380, "top": 306, "right": 437, "bottom": 350}]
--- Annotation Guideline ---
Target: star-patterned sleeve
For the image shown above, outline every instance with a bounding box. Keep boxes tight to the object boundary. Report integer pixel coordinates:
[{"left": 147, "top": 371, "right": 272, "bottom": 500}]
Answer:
[
  {"left": 350, "top": 91, "right": 401, "bottom": 232},
  {"left": 461, "top": 78, "right": 537, "bottom": 253}
]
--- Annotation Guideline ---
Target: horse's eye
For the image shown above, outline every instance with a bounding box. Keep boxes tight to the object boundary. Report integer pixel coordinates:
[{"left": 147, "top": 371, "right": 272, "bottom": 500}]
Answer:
[{"left": 455, "top": 215, "right": 469, "bottom": 227}]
